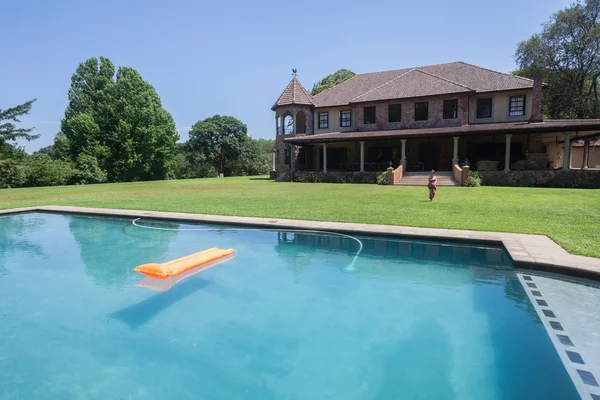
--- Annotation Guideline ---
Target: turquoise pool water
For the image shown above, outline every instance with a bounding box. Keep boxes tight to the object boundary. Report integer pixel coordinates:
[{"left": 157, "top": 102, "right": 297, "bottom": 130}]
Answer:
[{"left": 0, "top": 212, "right": 579, "bottom": 399}]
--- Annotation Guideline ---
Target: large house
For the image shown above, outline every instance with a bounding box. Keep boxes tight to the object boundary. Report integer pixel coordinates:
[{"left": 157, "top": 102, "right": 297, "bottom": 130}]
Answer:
[{"left": 271, "top": 62, "right": 600, "bottom": 183}]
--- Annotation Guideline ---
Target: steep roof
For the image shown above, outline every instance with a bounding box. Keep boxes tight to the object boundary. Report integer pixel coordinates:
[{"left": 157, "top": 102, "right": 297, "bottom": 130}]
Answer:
[
  {"left": 311, "top": 61, "right": 535, "bottom": 108},
  {"left": 271, "top": 77, "right": 315, "bottom": 111},
  {"left": 350, "top": 69, "right": 473, "bottom": 103}
]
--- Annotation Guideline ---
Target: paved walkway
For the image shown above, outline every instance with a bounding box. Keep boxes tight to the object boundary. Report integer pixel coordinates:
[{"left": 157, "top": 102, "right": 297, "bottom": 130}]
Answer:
[{"left": 2, "top": 205, "right": 600, "bottom": 280}]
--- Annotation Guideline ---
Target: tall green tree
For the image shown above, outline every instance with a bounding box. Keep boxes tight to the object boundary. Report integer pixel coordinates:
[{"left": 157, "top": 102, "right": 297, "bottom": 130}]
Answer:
[
  {"left": 311, "top": 69, "right": 356, "bottom": 96},
  {"left": 0, "top": 99, "right": 38, "bottom": 158},
  {"left": 514, "top": 0, "right": 600, "bottom": 118},
  {"left": 60, "top": 57, "right": 178, "bottom": 182},
  {"left": 186, "top": 115, "right": 247, "bottom": 175}
]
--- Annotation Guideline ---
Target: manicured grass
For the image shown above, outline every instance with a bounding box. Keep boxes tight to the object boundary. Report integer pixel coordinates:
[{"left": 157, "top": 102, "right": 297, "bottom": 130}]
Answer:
[{"left": 1, "top": 176, "right": 599, "bottom": 258}]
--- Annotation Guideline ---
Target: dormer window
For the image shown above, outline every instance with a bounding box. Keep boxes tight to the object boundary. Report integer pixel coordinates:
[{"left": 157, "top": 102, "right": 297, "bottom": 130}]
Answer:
[
  {"left": 364, "top": 107, "right": 376, "bottom": 124},
  {"left": 414, "top": 102, "right": 428, "bottom": 121},
  {"left": 340, "top": 110, "right": 351, "bottom": 127},
  {"left": 509, "top": 95, "right": 526, "bottom": 116},
  {"left": 318, "top": 112, "right": 329, "bottom": 129},
  {"left": 443, "top": 100, "right": 458, "bottom": 119},
  {"left": 476, "top": 98, "right": 493, "bottom": 119}
]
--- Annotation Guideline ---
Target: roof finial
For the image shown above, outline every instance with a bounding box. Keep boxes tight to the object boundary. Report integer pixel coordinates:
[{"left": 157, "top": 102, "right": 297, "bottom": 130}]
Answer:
[{"left": 292, "top": 68, "right": 297, "bottom": 77}]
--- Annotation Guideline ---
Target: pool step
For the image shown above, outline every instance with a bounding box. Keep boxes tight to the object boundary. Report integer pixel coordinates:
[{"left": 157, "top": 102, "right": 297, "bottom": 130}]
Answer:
[{"left": 394, "top": 172, "right": 459, "bottom": 186}]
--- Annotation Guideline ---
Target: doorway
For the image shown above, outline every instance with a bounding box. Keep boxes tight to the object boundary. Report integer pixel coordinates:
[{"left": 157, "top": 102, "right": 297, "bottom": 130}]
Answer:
[{"left": 418, "top": 143, "right": 441, "bottom": 171}]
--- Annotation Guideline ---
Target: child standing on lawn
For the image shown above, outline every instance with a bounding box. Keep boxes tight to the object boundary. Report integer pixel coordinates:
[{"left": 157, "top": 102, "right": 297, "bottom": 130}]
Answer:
[{"left": 428, "top": 170, "right": 437, "bottom": 201}]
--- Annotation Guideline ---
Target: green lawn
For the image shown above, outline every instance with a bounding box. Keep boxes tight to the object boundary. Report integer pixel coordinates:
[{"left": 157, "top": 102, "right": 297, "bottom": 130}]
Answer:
[{"left": 1, "top": 176, "right": 599, "bottom": 258}]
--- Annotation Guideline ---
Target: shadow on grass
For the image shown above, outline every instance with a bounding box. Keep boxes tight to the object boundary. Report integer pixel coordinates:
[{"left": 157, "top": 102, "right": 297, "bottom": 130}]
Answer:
[
  {"left": 248, "top": 177, "right": 271, "bottom": 181},
  {"left": 109, "top": 277, "right": 211, "bottom": 329}
]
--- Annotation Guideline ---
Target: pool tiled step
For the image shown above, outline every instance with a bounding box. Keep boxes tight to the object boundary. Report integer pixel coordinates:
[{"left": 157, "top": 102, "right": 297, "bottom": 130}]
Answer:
[{"left": 394, "top": 171, "right": 459, "bottom": 186}]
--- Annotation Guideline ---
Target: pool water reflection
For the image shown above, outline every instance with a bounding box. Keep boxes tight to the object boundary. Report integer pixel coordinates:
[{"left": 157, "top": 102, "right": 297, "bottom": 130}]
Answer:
[{"left": 0, "top": 212, "right": 579, "bottom": 399}]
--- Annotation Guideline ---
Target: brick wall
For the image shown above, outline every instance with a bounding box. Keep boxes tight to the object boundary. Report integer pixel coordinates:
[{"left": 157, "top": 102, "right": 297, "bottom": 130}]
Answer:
[{"left": 354, "top": 94, "right": 469, "bottom": 131}]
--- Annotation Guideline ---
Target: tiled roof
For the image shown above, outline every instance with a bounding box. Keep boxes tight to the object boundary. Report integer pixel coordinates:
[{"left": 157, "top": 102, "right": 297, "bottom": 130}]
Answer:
[
  {"left": 311, "top": 61, "right": 535, "bottom": 108},
  {"left": 271, "top": 77, "right": 315, "bottom": 111},
  {"left": 350, "top": 69, "right": 473, "bottom": 103},
  {"left": 283, "top": 120, "right": 600, "bottom": 144}
]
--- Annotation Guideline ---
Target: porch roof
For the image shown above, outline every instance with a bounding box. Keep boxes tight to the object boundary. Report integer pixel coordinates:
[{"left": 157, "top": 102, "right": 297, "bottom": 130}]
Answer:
[{"left": 283, "top": 120, "right": 600, "bottom": 144}]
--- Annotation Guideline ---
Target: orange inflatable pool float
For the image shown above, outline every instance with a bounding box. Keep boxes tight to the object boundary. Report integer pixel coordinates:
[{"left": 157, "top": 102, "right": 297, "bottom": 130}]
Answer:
[{"left": 133, "top": 248, "right": 235, "bottom": 279}]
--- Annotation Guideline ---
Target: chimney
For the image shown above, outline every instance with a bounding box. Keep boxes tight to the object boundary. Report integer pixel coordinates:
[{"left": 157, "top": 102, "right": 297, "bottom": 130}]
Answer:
[{"left": 529, "top": 75, "right": 543, "bottom": 123}]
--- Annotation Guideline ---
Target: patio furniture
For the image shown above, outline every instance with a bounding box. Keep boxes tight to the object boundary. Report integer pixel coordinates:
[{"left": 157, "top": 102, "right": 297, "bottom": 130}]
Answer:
[{"left": 476, "top": 160, "right": 498, "bottom": 171}]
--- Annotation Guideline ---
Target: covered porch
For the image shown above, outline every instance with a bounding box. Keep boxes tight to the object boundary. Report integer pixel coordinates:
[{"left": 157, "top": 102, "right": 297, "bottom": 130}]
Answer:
[{"left": 280, "top": 121, "right": 600, "bottom": 180}]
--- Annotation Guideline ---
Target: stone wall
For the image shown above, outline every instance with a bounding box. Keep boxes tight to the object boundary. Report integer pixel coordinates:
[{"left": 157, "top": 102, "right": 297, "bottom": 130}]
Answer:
[
  {"left": 479, "top": 170, "right": 600, "bottom": 188},
  {"left": 275, "top": 105, "right": 314, "bottom": 135},
  {"left": 354, "top": 94, "right": 468, "bottom": 132}
]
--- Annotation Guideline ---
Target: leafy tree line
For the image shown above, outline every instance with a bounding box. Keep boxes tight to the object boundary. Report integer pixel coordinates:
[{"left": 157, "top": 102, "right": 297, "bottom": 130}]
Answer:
[
  {"left": 310, "top": 69, "right": 355, "bottom": 96},
  {"left": 1, "top": 57, "right": 274, "bottom": 189},
  {"left": 514, "top": 0, "right": 600, "bottom": 119}
]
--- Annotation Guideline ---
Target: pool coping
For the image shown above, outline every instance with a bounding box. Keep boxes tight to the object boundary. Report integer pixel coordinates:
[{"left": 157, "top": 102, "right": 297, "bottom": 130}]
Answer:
[{"left": 2, "top": 205, "right": 600, "bottom": 281}]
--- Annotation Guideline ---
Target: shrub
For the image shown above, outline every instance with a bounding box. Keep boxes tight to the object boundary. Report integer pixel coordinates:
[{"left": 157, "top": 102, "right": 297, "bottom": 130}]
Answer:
[
  {"left": 377, "top": 172, "right": 388, "bottom": 185},
  {"left": 72, "top": 154, "right": 108, "bottom": 184},
  {"left": 0, "top": 159, "right": 28, "bottom": 188},
  {"left": 277, "top": 171, "right": 378, "bottom": 184},
  {"left": 352, "top": 172, "right": 378, "bottom": 184},
  {"left": 23, "top": 154, "right": 76, "bottom": 187},
  {"left": 466, "top": 170, "right": 482, "bottom": 187},
  {"left": 516, "top": 175, "right": 536, "bottom": 187}
]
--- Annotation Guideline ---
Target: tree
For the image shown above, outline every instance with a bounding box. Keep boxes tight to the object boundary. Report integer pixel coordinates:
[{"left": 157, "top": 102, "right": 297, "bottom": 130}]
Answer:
[
  {"left": 60, "top": 57, "right": 178, "bottom": 182},
  {"left": 0, "top": 99, "right": 38, "bottom": 158},
  {"left": 23, "top": 153, "right": 76, "bottom": 187},
  {"left": 514, "top": 0, "right": 600, "bottom": 118},
  {"left": 229, "top": 137, "right": 267, "bottom": 176},
  {"left": 311, "top": 69, "right": 356, "bottom": 96},
  {"left": 186, "top": 115, "right": 247, "bottom": 175}
]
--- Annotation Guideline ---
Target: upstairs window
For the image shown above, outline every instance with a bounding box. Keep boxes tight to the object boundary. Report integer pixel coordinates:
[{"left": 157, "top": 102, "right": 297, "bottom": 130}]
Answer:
[
  {"left": 509, "top": 95, "right": 526, "bottom": 116},
  {"left": 443, "top": 99, "right": 458, "bottom": 119},
  {"left": 340, "top": 110, "right": 351, "bottom": 127},
  {"left": 388, "top": 104, "right": 401, "bottom": 123},
  {"left": 476, "top": 98, "right": 493, "bottom": 119},
  {"left": 364, "top": 106, "right": 376, "bottom": 124},
  {"left": 414, "top": 102, "right": 428, "bottom": 121},
  {"left": 318, "top": 112, "right": 328, "bottom": 129}
]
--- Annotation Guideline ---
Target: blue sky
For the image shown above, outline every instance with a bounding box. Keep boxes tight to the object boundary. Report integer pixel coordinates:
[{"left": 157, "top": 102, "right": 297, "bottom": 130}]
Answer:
[{"left": 2, "top": 0, "right": 571, "bottom": 152}]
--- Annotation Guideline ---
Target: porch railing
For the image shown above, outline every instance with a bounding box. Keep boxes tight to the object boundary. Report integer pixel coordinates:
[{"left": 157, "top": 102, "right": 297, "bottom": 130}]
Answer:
[
  {"left": 387, "top": 164, "right": 404, "bottom": 185},
  {"left": 452, "top": 164, "right": 470, "bottom": 186}
]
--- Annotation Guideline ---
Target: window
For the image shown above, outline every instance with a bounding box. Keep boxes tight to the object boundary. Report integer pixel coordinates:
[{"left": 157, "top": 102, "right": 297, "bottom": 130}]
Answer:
[
  {"left": 509, "top": 95, "right": 526, "bottom": 116},
  {"left": 318, "top": 112, "right": 328, "bottom": 129},
  {"left": 364, "top": 106, "right": 376, "bottom": 124},
  {"left": 284, "top": 149, "right": 291, "bottom": 165},
  {"left": 340, "top": 110, "right": 351, "bottom": 127},
  {"left": 388, "top": 104, "right": 401, "bottom": 123},
  {"left": 476, "top": 98, "right": 493, "bottom": 119},
  {"left": 414, "top": 102, "right": 428, "bottom": 121},
  {"left": 443, "top": 99, "right": 458, "bottom": 119}
]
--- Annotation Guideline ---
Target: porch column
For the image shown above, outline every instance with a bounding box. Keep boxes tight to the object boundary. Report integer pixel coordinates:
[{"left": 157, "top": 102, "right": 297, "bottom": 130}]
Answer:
[
  {"left": 583, "top": 139, "right": 590, "bottom": 169},
  {"left": 293, "top": 111, "right": 297, "bottom": 134},
  {"left": 563, "top": 133, "right": 572, "bottom": 171},
  {"left": 400, "top": 139, "right": 407, "bottom": 165},
  {"left": 359, "top": 141, "right": 365, "bottom": 172},
  {"left": 452, "top": 136, "right": 459, "bottom": 165},
  {"left": 323, "top": 143, "right": 328, "bottom": 173},
  {"left": 272, "top": 149, "right": 276, "bottom": 171},
  {"left": 504, "top": 134, "right": 512, "bottom": 172}
]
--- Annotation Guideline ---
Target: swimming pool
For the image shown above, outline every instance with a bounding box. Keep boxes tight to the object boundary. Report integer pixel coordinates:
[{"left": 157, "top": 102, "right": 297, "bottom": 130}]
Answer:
[{"left": 0, "top": 212, "right": 591, "bottom": 399}]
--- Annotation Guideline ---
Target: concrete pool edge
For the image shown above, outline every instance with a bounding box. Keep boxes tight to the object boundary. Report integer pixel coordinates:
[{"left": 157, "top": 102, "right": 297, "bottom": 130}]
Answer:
[{"left": 3, "top": 205, "right": 600, "bottom": 281}]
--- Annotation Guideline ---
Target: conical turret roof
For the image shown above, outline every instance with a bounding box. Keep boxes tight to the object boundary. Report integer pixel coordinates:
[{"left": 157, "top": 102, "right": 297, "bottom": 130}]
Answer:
[{"left": 272, "top": 77, "right": 315, "bottom": 111}]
